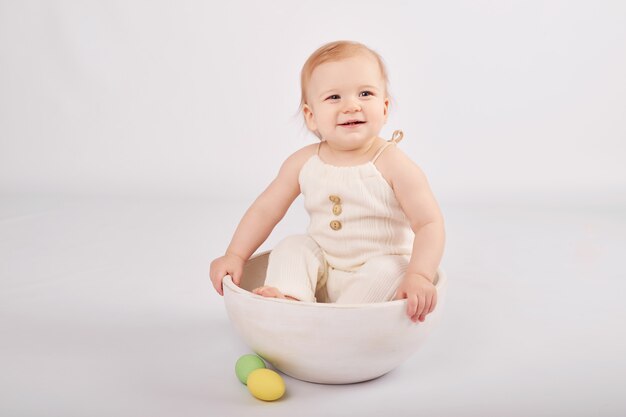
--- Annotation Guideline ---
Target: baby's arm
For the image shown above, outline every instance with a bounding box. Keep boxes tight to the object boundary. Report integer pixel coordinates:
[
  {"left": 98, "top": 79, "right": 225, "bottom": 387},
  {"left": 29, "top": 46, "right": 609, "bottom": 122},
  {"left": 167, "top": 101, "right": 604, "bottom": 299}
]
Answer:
[
  {"left": 209, "top": 146, "right": 313, "bottom": 295},
  {"left": 383, "top": 149, "right": 445, "bottom": 322}
]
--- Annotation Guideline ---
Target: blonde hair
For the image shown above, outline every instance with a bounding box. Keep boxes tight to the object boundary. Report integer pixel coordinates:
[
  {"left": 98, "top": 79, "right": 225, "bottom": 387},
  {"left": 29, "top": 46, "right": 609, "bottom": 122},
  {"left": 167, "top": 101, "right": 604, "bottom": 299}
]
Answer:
[{"left": 297, "top": 41, "right": 393, "bottom": 130}]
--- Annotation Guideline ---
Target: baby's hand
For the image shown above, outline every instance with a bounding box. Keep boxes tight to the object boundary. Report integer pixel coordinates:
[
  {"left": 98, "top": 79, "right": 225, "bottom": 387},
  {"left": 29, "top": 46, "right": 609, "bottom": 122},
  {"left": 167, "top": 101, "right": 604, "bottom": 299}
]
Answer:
[
  {"left": 209, "top": 253, "right": 245, "bottom": 296},
  {"left": 393, "top": 273, "right": 437, "bottom": 323}
]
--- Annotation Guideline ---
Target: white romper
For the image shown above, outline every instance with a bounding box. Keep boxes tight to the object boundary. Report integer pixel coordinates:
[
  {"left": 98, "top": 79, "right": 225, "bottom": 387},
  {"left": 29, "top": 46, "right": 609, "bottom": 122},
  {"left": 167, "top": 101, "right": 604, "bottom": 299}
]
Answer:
[{"left": 264, "top": 130, "right": 414, "bottom": 303}]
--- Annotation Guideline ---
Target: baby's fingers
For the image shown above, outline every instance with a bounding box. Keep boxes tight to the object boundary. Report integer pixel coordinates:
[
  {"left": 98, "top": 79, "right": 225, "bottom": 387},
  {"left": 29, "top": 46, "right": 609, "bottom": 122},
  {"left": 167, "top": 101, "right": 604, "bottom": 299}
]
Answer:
[
  {"left": 428, "top": 292, "right": 438, "bottom": 314},
  {"left": 406, "top": 295, "right": 418, "bottom": 320},
  {"left": 418, "top": 296, "right": 433, "bottom": 322},
  {"left": 418, "top": 291, "right": 438, "bottom": 321},
  {"left": 231, "top": 265, "right": 243, "bottom": 286},
  {"left": 209, "top": 268, "right": 224, "bottom": 296},
  {"left": 412, "top": 294, "right": 426, "bottom": 322},
  {"left": 211, "top": 273, "right": 224, "bottom": 295}
]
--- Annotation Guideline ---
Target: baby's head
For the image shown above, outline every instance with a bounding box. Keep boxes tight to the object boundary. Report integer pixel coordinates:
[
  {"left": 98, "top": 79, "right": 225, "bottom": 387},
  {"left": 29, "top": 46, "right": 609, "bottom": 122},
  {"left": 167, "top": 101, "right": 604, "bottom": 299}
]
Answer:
[{"left": 299, "top": 41, "right": 392, "bottom": 140}]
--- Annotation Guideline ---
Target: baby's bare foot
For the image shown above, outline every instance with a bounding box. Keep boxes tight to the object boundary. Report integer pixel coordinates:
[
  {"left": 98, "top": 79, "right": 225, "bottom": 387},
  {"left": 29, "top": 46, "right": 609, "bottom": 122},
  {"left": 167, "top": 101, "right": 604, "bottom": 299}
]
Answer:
[{"left": 252, "top": 286, "right": 299, "bottom": 301}]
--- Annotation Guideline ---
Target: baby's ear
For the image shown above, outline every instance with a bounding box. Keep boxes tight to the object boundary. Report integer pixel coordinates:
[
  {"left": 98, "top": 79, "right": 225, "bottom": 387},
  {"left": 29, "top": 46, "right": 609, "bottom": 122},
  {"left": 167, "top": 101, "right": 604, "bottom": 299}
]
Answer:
[
  {"left": 303, "top": 104, "right": 317, "bottom": 132},
  {"left": 383, "top": 98, "right": 390, "bottom": 121}
]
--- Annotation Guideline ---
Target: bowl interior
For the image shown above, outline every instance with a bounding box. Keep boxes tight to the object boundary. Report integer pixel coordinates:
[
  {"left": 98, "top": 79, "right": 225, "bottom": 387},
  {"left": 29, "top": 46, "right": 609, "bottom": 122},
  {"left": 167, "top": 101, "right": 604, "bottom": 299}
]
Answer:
[
  {"left": 237, "top": 251, "right": 440, "bottom": 293},
  {"left": 239, "top": 251, "right": 270, "bottom": 291}
]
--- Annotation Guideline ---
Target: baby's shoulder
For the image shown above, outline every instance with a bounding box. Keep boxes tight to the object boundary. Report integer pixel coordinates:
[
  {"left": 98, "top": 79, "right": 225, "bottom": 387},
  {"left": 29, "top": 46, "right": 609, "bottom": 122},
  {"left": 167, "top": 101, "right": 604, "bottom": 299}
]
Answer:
[
  {"left": 376, "top": 143, "right": 426, "bottom": 187},
  {"left": 277, "top": 143, "right": 318, "bottom": 177},
  {"left": 377, "top": 143, "right": 420, "bottom": 171},
  {"left": 292, "top": 143, "right": 319, "bottom": 159},
  {"left": 285, "top": 143, "right": 318, "bottom": 166}
]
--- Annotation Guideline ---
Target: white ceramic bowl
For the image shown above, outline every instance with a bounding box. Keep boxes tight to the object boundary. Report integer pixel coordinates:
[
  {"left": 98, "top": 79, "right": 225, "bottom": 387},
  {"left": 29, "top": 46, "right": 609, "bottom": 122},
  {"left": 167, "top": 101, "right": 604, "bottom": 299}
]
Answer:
[{"left": 223, "top": 251, "right": 447, "bottom": 384}]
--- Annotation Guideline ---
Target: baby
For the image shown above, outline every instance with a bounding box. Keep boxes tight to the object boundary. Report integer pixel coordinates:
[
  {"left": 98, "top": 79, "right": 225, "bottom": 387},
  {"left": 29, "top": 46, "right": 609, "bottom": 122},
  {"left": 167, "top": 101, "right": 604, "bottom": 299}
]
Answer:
[{"left": 210, "top": 40, "right": 445, "bottom": 323}]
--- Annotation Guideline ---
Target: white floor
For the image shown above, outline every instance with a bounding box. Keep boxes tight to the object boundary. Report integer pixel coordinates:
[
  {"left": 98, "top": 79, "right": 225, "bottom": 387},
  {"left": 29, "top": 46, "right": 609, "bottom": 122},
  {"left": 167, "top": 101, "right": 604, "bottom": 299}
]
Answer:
[{"left": 1, "top": 194, "right": 625, "bottom": 417}]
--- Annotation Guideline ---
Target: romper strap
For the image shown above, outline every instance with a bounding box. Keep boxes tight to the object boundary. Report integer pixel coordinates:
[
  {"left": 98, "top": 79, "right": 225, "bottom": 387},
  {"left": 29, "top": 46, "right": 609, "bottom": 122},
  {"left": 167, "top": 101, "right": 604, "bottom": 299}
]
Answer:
[
  {"left": 371, "top": 130, "right": 404, "bottom": 163},
  {"left": 390, "top": 129, "right": 404, "bottom": 144}
]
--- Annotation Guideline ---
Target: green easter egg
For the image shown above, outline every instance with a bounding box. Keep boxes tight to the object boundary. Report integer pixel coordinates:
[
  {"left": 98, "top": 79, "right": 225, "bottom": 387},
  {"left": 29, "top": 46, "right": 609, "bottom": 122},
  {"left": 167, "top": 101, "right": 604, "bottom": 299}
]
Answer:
[{"left": 235, "top": 354, "right": 266, "bottom": 384}]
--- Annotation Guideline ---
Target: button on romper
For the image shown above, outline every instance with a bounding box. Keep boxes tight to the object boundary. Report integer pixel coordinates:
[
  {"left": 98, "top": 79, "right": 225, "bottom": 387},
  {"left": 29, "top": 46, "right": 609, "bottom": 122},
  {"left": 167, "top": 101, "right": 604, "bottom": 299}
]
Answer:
[{"left": 263, "top": 131, "right": 414, "bottom": 303}]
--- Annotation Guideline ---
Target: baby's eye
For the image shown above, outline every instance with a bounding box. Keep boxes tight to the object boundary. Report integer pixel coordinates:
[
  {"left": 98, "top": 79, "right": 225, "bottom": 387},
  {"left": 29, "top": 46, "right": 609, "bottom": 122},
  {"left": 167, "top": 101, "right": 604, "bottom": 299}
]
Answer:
[
  {"left": 326, "top": 94, "right": 340, "bottom": 100},
  {"left": 360, "top": 91, "right": 374, "bottom": 97}
]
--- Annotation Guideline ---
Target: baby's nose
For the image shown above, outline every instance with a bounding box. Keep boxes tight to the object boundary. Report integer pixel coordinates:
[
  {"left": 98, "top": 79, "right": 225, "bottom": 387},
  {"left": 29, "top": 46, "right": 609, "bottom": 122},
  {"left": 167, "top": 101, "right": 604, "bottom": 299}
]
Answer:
[{"left": 342, "top": 99, "right": 361, "bottom": 112}]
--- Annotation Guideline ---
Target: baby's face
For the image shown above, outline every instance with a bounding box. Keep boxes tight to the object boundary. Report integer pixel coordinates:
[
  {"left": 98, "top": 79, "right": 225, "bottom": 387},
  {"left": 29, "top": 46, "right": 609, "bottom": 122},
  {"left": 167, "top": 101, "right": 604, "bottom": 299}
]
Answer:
[{"left": 303, "top": 53, "right": 389, "bottom": 151}]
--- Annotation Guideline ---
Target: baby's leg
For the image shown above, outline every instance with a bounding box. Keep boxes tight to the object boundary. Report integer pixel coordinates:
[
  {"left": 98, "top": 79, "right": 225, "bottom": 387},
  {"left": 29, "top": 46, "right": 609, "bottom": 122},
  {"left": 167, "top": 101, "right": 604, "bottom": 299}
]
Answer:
[
  {"left": 334, "top": 255, "right": 409, "bottom": 304},
  {"left": 255, "top": 234, "right": 327, "bottom": 302}
]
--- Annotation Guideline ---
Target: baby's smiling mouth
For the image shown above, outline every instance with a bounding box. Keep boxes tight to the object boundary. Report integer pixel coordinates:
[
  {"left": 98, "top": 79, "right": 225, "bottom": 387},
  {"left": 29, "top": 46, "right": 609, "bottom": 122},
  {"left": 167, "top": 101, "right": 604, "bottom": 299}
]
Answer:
[{"left": 339, "top": 120, "right": 366, "bottom": 126}]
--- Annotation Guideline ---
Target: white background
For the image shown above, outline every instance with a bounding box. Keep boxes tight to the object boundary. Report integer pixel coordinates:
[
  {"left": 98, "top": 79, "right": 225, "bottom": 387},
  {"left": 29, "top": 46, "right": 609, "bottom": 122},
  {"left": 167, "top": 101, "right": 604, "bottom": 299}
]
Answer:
[
  {"left": 1, "top": 0, "right": 625, "bottom": 201},
  {"left": 1, "top": 1, "right": 625, "bottom": 416}
]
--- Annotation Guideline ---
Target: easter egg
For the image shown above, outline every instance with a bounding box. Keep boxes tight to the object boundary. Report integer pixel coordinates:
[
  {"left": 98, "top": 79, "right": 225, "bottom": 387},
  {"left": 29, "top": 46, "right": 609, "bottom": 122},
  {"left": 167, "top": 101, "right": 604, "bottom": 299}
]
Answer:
[
  {"left": 247, "top": 368, "right": 285, "bottom": 401},
  {"left": 235, "top": 354, "right": 266, "bottom": 384}
]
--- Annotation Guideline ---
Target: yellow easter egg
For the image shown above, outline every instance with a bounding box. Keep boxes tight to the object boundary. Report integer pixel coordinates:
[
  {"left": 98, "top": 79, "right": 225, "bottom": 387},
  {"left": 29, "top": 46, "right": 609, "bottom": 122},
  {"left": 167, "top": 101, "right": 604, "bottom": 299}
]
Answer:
[{"left": 246, "top": 368, "right": 285, "bottom": 401}]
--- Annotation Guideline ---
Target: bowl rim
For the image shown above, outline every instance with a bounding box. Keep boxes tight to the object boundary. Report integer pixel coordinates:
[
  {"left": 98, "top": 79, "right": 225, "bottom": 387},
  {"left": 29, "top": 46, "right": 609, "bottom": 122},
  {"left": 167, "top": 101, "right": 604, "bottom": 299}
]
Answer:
[{"left": 222, "top": 264, "right": 447, "bottom": 311}]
